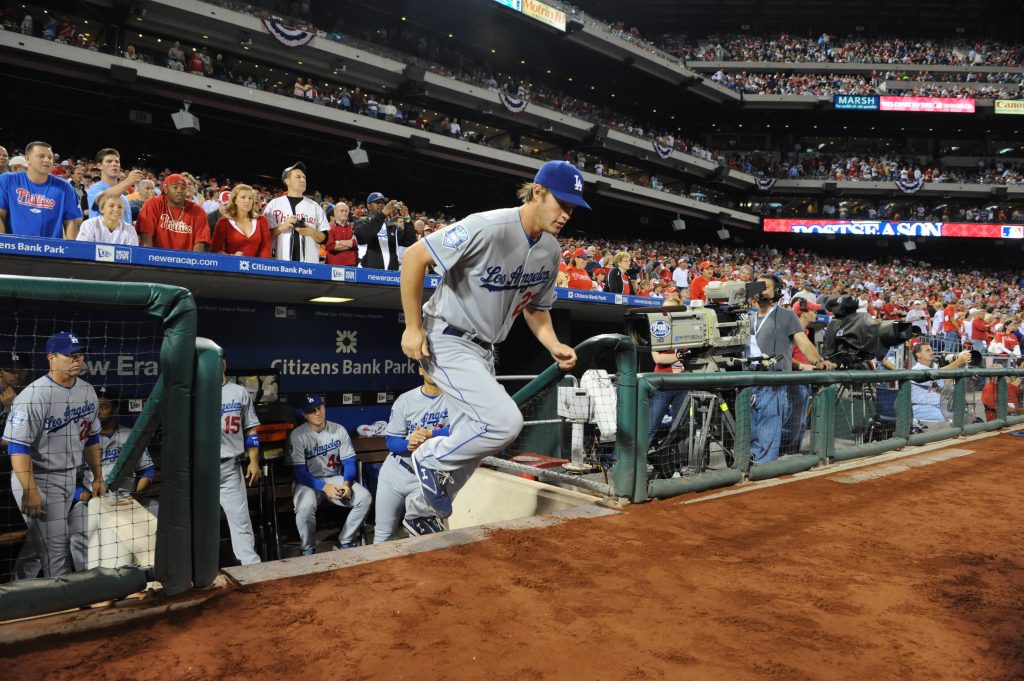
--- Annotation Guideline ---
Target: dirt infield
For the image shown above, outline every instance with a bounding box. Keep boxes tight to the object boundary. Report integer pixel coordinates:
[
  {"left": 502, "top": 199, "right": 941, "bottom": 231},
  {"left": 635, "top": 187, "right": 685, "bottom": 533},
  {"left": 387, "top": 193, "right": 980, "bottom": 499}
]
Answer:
[{"left": 5, "top": 434, "right": 1023, "bottom": 681}]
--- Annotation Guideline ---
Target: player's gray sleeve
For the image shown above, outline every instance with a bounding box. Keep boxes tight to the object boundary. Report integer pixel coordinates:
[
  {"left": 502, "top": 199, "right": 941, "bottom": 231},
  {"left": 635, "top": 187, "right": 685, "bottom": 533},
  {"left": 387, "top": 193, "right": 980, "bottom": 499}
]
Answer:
[
  {"left": 287, "top": 428, "right": 309, "bottom": 466},
  {"left": 385, "top": 394, "right": 411, "bottom": 438},
  {"left": 241, "top": 390, "right": 260, "bottom": 431},
  {"left": 335, "top": 425, "right": 356, "bottom": 458},
  {"left": 3, "top": 385, "right": 44, "bottom": 447},
  {"left": 137, "top": 447, "right": 154, "bottom": 472},
  {"left": 85, "top": 386, "right": 101, "bottom": 441},
  {"left": 421, "top": 220, "right": 486, "bottom": 274},
  {"left": 527, "top": 261, "right": 559, "bottom": 311}
]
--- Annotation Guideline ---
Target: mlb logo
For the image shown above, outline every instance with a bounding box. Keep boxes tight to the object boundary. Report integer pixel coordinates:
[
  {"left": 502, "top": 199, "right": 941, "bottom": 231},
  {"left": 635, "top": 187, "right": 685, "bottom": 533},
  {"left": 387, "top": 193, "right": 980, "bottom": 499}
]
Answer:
[
  {"left": 95, "top": 245, "right": 115, "bottom": 262},
  {"left": 114, "top": 248, "right": 130, "bottom": 262},
  {"left": 1002, "top": 225, "right": 1024, "bottom": 239},
  {"left": 238, "top": 260, "right": 250, "bottom": 271}
]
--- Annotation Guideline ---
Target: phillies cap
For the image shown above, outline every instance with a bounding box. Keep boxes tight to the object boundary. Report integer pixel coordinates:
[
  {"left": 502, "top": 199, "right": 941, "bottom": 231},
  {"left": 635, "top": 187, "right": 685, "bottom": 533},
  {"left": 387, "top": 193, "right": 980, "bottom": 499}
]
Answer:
[
  {"left": 219, "top": 190, "right": 231, "bottom": 204},
  {"left": 163, "top": 173, "right": 187, "bottom": 188},
  {"left": 281, "top": 162, "right": 306, "bottom": 182},
  {"left": 699, "top": 260, "right": 713, "bottom": 270},
  {"left": 793, "top": 300, "right": 823, "bottom": 314},
  {"left": 366, "top": 191, "right": 387, "bottom": 204},
  {"left": 301, "top": 393, "right": 324, "bottom": 413},
  {"left": 572, "top": 247, "right": 590, "bottom": 258},
  {"left": 46, "top": 331, "right": 87, "bottom": 355},
  {"left": 534, "top": 160, "right": 591, "bottom": 209}
]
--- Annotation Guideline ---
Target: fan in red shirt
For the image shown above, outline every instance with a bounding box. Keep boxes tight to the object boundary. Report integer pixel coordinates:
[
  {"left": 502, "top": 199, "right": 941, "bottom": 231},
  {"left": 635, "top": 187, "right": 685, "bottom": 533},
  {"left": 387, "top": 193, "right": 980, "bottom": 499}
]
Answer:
[
  {"left": 211, "top": 183, "right": 272, "bottom": 257},
  {"left": 689, "top": 261, "right": 715, "bottom": 302},
  {"left": 324, "top": 202, "right": 358, "bottom": 266},
  {"left": 137, "top": 174, "right": 211, "bottom": 251},
  {"left": 980, "top": 367, "right": 1024, "bottom": 421},
  {"left": 566, "top": 247, "right": 594, "bottom": 291}
]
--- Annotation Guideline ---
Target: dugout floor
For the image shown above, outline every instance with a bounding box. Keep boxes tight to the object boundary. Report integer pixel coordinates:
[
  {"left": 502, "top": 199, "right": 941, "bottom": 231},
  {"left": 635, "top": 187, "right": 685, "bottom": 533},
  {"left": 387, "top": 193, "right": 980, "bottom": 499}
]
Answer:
[{"left": 3, "top": 432, "right": 1023, "bottom": 681}]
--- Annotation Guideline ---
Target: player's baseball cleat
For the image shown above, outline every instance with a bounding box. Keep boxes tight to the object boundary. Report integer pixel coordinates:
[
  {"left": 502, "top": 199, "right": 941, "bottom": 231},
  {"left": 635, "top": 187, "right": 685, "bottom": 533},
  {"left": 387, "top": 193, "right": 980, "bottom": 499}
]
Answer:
[
  {"left": 411, "top": 456, "right": 454, "bottom": 518},
  {"left": 403, "top": 516, "right": 446, "bottom": 537},
  {"left": 333, "top": 541, "right": 358, "bottom": 550},
  {"left": 301, "top": 547, "right": 315, "bottom": 556}
]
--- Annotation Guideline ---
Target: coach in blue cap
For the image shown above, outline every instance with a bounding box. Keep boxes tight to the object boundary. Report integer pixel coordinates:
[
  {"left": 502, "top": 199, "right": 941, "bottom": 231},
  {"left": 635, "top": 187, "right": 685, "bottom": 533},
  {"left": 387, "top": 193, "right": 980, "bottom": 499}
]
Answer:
[{"left": 393, "top": 159, "right": 586, "bottom": 536}]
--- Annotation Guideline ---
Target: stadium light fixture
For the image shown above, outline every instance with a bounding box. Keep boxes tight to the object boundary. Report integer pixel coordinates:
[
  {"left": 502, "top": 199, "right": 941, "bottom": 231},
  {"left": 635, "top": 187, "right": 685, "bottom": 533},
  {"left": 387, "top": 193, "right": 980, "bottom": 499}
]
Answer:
[
  {"left": 903, "top": 240, "right": 917, "bottom": 252},
  {"left": 348, "top": 140, "right": 369, "bottom": 168}
]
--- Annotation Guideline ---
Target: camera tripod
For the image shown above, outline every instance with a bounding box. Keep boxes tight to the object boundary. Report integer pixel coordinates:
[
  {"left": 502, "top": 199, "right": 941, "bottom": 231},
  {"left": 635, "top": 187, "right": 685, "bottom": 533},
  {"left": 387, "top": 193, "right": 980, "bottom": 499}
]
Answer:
[{"left": 649, "top": 389, "right": 737, "bottom": 478}]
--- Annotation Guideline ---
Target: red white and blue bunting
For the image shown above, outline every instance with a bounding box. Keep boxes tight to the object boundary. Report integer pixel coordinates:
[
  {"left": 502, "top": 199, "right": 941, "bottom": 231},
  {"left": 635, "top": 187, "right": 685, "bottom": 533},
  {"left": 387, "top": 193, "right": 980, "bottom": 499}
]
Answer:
[
  {"left": 498, "top": 89, "right": 528, "bottom": 113},
  {"left": 653, "top": 136, "right": 675, "bottom": 159},
  {"left": 262, "top": 16, "right": 315, "bottom": 49},
  {"left": 895, "top": 177, "right": 924, "bottom": 194},
  {"left": 756, "top": 177, "right": 777, "bottom": 191}
]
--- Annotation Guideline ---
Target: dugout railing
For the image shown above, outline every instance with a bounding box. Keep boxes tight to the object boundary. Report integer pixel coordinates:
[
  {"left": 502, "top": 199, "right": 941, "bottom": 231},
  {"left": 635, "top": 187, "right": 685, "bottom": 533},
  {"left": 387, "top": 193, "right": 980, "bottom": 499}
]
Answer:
[
  {"left": 633, "top": 367, "right": 1024, "bottom": 502},
  {"left": 0, "top": 276, "right": 222, "bottom": 621}
]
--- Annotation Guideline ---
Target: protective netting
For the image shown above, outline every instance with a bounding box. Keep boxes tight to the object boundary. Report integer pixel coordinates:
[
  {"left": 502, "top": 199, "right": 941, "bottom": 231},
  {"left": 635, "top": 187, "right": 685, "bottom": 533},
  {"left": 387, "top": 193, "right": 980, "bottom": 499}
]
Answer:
[
  {"left": 1, "top": 301, "right": 162, "bottom": 583},
  {"left": 648, "top": 388, "right": 738, "bottom": 478},
  {"left": 512, "top": 370, "right": 618, "bottom": 476}
]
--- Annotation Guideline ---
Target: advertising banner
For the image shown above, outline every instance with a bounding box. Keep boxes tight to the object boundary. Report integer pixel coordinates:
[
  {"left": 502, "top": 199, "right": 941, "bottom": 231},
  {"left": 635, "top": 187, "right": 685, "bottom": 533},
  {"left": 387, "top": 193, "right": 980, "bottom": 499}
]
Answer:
[
  {"left": 763, "top": 219, "right": 1024, "bottom": 239},
  {"left": 833, "top": 95, "right": 880, "bottom": 111},
  {"left": 994, "top": 99, "right": 1024, "bottom": 115},
  {"left": 878, "top": 96, "right": 976, "bottom": 114},
  {"left": 521, "top": 0, "right": 566, "bottom": 31}
]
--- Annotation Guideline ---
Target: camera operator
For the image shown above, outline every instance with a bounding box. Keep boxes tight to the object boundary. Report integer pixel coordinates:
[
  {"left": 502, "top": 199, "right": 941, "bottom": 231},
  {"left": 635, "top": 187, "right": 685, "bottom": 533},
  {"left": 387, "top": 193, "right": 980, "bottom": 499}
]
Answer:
[
  {"left": 355, "top": 192, "right": 417, "bottom": 271},
  {"left": 749, "top": 275, "right": 834, "bottom": 464},
  {"left": 648, "top": 292, "right": 688, "bottom": 449},
  {"left": 780, "top": 299, "right": 822, "bottom": 453},
  {"left": 909, "top": 343, "right": 971, "bottom": 424}
]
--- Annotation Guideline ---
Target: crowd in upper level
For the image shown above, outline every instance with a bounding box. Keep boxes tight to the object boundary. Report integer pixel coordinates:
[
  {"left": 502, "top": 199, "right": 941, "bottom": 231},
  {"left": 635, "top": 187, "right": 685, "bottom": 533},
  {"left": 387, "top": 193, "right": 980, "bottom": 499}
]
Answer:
[{"left": 662, "top": 33, "right": 1024, "bottom": 67}]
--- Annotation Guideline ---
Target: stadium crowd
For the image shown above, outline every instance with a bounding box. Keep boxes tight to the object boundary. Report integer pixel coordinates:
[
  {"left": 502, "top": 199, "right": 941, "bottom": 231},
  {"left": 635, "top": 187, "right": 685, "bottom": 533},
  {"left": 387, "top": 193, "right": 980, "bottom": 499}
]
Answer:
[
  {"left": 663, "top": 33, "right": 1024, "bottom": 67},
  {"left": 706, "top": 70, "right": 1024, "bottom": 98}
]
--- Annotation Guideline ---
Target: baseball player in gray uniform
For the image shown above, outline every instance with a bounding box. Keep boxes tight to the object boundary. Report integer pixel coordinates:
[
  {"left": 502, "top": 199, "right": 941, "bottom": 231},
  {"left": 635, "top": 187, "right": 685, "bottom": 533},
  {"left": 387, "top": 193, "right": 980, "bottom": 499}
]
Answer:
[
  {"left": 375, "top": 367, "right": 450, "bottom": 541},
  {"left": 399, "top": 160, "right": 585, "bottom": 532},
  {"left": 288, "top": 394, "right": 371, "bottom": 554},
  {"left": 219, "top": 360, "right": 262, "bottom": 565},
  {"left": 68, "top": 387, "right": 155, "bottom": 571},
  {"left": 2, "top": 332, "right": 105, "bottom": 578}
]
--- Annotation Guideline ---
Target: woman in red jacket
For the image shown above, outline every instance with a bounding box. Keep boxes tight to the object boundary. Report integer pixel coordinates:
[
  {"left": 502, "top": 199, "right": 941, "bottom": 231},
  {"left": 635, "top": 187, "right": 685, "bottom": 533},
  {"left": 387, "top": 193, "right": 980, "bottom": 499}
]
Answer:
[
  {"left": 212, "top": 184, "right": 272, "bottom": 258},
  {"left": 325, "top": 201, "right": 358, "bottom": 266}
]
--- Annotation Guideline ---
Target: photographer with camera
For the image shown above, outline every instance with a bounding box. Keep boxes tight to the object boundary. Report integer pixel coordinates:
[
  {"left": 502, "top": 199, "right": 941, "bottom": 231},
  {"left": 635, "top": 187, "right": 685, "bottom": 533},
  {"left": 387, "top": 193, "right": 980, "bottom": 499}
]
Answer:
[
  {"left": 909, "top": 343, "right": 972, "bottom": 424},
  {"left": 355, "top": 191, "right": 417, "bottom": 271},
  {"left": 749, "top": 275, "right": 834, "bottom": 464}
]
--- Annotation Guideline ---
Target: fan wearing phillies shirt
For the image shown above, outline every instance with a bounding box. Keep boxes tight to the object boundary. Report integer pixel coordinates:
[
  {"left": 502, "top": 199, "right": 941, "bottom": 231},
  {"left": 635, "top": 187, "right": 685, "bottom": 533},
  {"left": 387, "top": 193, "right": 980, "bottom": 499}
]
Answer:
[
  {"left": 0, "top": 141, "right": 83, "bottom": 239},
  {"left": 565, "top": 247, "right": 594, "bottom": 291},
  {"left": 263, "top": 162, "right": 328, "bottom": 263},
  {"left": 136, "top": 173, "right": 211, "bottom": 251}
]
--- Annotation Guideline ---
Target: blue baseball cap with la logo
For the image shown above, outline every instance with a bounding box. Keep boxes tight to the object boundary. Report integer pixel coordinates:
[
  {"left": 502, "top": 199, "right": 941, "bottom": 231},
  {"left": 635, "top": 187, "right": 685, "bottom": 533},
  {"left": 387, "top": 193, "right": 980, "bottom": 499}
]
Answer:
[
  {"left": 301, "top": 393, "right": 324, "bottom": 413},
  {"left": 534, "top": 161, "right": 591, "bottom": 210},
  {"left": 46, "top": 331, "right": 87, "bottom": 355}
]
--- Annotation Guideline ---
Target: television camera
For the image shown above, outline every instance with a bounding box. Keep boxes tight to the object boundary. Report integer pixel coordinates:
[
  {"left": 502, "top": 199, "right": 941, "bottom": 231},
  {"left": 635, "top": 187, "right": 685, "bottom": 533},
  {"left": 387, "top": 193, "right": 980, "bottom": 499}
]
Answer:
[
  {"left": 624, "top": 280, "right": 773, "bottom": 372},
  {"left": 820, "top": 295, "right": 919, "bottom": 369}
]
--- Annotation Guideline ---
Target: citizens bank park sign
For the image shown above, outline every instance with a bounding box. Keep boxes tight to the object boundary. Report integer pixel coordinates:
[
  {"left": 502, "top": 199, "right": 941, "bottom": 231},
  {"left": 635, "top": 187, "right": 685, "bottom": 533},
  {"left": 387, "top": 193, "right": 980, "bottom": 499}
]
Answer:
[{"left": 763, "top": 219, "right": 1024, "bottom": 239}]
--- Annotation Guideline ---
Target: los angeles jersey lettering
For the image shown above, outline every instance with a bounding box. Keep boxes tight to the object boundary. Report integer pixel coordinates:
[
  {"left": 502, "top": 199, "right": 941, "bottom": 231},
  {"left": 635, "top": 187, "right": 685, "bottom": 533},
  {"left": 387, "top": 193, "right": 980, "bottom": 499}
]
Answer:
[
  {"left": 421, "top": 207, "right": 559, "bottom": 345},
  {"left": 385, "top": 387, "right": 450, "bottom": 447}
]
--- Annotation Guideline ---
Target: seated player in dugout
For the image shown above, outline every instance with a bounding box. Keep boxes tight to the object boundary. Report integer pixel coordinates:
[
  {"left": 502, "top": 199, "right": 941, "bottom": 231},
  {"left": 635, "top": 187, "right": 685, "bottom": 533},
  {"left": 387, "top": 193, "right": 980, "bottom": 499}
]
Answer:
[
  {"left": 375, "top": 365, "right": 450, "bottom": 541},
  {"left": 288, "top": 394, "right": 371, "bottom": 554}
]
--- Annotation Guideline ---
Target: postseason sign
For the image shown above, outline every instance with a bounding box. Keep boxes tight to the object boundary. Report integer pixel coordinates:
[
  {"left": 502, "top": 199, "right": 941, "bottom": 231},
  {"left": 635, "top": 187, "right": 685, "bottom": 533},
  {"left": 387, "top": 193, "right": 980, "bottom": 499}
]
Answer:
[{"left": 764, "top": 219, "right": 1024, "bottom": 239}]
